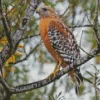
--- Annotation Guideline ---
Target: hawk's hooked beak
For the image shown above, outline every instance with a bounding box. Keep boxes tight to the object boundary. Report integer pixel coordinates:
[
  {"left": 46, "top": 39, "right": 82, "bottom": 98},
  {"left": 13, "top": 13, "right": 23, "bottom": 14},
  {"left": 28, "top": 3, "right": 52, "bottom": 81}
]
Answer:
[{"left": 36, "top": 8, "right": 40, "bottom": 14}]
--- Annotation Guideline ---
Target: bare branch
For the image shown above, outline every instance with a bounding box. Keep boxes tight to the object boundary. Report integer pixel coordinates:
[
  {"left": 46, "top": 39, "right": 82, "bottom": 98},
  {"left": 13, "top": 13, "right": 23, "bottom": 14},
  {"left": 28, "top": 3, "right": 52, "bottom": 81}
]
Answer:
[
  {"left": 69, "top": 24, "right": 100, "bottom": 28},
  {"left": 60, "top": 6, "right": 70, "bottom": 17},
  {"left": 0, "top": 76, "right": 12, "bottom": 100},
  {"left": 79, "top": 46, "right": 93, "bottom": 56},
  {"left": 93, "top": 0, "right": 100, "bottom": 45},
  {"left": 0, "top": 77, "right": 11, "bottom": 93},
  {"left": 21, "top": 33, "right": 40, "bottom": 40}
]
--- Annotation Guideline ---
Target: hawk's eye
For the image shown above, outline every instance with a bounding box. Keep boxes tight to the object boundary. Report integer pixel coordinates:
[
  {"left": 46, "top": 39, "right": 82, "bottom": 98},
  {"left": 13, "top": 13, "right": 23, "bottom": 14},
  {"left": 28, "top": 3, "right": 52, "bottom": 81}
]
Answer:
[{"left": 42, "top": 8, "right": 47, "bottom": 11}]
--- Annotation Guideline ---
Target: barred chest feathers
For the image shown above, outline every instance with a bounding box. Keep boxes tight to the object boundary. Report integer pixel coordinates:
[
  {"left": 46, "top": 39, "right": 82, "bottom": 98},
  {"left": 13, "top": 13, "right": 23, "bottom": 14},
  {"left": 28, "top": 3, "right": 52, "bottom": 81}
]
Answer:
[{"left": 39, "top": 18, "right": 62, "bottom": 62}]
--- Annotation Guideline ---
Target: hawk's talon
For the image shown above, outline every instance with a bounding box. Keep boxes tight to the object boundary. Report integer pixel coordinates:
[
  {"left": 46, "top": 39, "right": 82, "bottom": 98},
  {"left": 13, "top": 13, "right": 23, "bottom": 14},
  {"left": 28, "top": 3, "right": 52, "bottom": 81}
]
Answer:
[
  {"left": 46, "top": 68, "right": 60, "bottom": 79},
  {"left": 46, "top": 61, "right": 61, "bottom": 79}
]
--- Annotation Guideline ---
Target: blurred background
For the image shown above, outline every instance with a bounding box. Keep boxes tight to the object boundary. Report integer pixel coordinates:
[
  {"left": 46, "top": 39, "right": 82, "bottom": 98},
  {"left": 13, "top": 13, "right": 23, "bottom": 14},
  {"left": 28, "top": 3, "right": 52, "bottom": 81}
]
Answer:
[{"left": 0, "top": 0, "right": 100, "bottom": 100}]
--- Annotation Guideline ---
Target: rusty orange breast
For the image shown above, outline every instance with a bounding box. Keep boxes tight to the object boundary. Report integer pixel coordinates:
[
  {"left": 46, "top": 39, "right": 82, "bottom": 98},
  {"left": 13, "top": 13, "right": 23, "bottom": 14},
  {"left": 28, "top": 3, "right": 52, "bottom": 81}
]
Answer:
[{"left": 39, "top": 18, "right": 60, "bottom": 62}]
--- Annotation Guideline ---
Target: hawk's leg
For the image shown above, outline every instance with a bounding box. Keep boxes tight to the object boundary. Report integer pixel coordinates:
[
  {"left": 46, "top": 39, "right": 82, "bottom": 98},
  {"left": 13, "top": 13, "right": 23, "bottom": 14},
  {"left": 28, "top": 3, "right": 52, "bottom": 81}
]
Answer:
[{"left": 46, "top": 60, "right": 62, "bottom": 79}]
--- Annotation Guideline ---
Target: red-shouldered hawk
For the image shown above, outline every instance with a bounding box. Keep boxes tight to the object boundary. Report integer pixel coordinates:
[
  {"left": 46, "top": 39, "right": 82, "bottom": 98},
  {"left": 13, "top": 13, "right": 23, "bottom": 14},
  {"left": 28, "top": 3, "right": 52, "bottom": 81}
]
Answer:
[{"left": 37, "top": 6, "right": 83, "bottom": 95}]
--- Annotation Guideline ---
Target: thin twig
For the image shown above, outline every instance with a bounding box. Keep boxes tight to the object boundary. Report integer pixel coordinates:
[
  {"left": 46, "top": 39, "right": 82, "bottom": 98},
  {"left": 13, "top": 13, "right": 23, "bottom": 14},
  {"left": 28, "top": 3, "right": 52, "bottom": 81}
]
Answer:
[
  {"left": 79, "top": 30, "right": 84, "bottom": 47},
  {"left": 79, "top": 46, "right": 93, "bottom": 56},
  {"left": 60, "top": 6, "right": 70, "bottom": 17},
  {"left": 69, "top": 24, "right": 100, "bottom": 28},
  {"left": 86, "top": 13, "right": 93, "bottom": 27},
  {"left": 94, "top": 71, "right": 98, "bottom": 100},
  {"left": 10, "top": 42, "right": 41, "bottom": 64},
  {"left": 21, "top": 34, "right": 40, "bottom": 40}
]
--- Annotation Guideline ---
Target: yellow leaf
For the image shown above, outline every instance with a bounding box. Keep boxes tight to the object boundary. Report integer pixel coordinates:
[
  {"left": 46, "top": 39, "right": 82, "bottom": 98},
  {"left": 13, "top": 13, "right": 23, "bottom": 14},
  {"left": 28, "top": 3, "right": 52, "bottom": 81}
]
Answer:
[
  {"left": 6, "top": 67, "right": 16, "bottom": 72},
  {"left": 15, "top": 51, "right": 24, "bottom": 56},
  {"left": 2, "top": 71, "right": 6, "bottom": 78},
  {"left": 5, "top": 60, "right": 9, "bottom": 67},
  {"left": 2, "top": 37, "right": 7, "bottom": 41},
  {"left": 95, "top": 56, "right": 100, "bottom": 64},
  {"left": 5, "top": 55, "right": 15, "bottom": 66},
  {"left": 0, "top": 47, "right": 3, "bottom": 51},
  {"left": 0, "top": 37, "right": 8, "bottom": 44},
  {"left": 7, "top": 7, "right": 16, "bottom": 18},
  {"left": 18, "top": 44, "right": 23, "bottom": 48},
  {"left": 9, "top": 55, "right": 15, "bottom": 63},
  {"left": 0, "top": 41, "right": 7, "bottom": 44}
]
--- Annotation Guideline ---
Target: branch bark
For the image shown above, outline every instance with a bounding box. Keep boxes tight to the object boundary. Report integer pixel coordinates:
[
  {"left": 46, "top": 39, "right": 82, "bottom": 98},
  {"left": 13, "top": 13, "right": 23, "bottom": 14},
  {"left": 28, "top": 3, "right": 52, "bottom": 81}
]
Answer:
[
  {"left": 93, "top": 0, "right": 100, "bottom": 45},
  {"left": 69, "top": 24, "right": 100, "bottom": 28}
]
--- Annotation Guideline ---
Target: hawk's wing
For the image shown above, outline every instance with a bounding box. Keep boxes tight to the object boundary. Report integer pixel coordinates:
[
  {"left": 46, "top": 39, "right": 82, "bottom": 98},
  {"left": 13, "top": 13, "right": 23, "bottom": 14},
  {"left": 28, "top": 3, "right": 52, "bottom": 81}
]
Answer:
[{"left": 48, "top": 20, "right": 80, "bottom": 64}]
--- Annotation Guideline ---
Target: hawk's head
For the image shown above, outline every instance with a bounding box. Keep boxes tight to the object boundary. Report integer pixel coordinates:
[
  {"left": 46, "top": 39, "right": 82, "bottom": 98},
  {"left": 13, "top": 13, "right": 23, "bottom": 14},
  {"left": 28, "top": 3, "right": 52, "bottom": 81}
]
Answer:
[{"left": 36, "top": 6, "right": 57, "bottom": 18}]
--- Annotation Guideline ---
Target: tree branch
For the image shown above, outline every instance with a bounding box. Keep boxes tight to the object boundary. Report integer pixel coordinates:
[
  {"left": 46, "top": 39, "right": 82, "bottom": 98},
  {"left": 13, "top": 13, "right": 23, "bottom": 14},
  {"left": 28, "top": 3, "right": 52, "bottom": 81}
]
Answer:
[
  {"left": 21, "top": 34, "right": 40, "bottom": 40},
  {"left": 69, "top": 24, "right": 100, "bottom": 28},
  {"left": 93, "top": 0, "right": 100, "bottom": 45},
  {"left": 0, "top": 46, "right": 98, "bottom": 99},
  {"left": 0, "top": 76, "right": 12, "bottom": 100},
  {"left": 0, "top": 46, "right": 98, "bottom": 95}
]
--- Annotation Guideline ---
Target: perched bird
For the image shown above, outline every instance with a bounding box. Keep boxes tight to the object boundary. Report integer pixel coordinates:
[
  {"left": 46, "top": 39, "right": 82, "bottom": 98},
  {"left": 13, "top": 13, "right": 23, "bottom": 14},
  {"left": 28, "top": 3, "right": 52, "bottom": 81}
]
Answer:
[{"left": 37, "top": 6, "right": 83, "bottom": 95}]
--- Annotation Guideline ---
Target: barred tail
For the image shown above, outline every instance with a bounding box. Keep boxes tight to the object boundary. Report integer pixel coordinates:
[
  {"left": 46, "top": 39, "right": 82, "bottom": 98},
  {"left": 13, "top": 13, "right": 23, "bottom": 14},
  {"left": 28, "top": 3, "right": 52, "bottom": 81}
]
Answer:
[{"left": 75, "top": 68, "right": 83, "bottom": 95}]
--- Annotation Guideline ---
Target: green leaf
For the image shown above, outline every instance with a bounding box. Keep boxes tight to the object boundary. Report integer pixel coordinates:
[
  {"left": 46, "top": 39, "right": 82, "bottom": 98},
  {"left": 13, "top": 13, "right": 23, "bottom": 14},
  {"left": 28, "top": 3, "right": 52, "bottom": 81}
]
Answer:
[
  {"left": 43, "top": 0, "right": 56, "bottom": 7},
  {"left": 49, "top": 95, "right": 55, "bottom": 100},
  {"left": 91, "top": 64, "right": 97, "bottom": 71},
  {"left": 96, "top": 78, "right": 100, "bottom": 86},
  {"left": 83, "top": 76, "right": 93, "bottom": 84},
  {"left": 86, "top": 71, "right": 94, "bottom": 77},
  {"left": 57, "top": 92, "right": 62, "bottom": 98}
]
